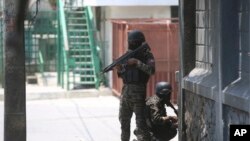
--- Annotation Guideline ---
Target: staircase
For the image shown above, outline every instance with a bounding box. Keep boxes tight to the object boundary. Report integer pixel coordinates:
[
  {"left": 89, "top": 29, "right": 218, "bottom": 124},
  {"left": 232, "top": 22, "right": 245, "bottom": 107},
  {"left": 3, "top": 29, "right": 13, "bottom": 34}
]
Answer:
[{"left": 65, "top": 7, "right": 99, "bottom": 89}]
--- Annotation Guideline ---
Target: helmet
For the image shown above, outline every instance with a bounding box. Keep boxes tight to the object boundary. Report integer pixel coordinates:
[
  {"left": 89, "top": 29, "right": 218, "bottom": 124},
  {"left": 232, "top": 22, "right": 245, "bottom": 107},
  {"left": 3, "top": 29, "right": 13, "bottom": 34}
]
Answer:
[
  {"left": 128, "top": 30, "right": 145, "bottom": 50},
  {"left": 155, "top": 81, "right": 172, "bottom": 99}
]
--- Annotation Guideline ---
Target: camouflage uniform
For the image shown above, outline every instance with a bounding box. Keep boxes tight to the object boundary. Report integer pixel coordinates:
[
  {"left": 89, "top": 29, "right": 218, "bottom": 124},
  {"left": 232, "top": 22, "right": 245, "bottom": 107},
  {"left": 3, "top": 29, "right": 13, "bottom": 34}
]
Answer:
[
  {"left": 118, "top": 48, "right": 155, "bottom": 141},
  {"left": 145, "top": 95, "right": 177, "bottom": 141}
]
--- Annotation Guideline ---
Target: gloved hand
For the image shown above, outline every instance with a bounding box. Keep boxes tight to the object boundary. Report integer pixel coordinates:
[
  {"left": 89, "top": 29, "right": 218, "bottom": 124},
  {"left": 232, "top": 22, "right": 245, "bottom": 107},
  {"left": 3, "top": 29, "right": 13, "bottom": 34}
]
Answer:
[
  {"left": 162, "top": 116, "right": 178, "bottom": 129},
  {"left": 127, "top": 58, "right": 139, "bottom": 66},
  {"left": 168, "top": 116, "right": 178, "bottom": 123},
  {"left": 172, "top": 122, "right": 178, "bottom": 129},
  {"left": 115, "top": 64, "right": 123, "bottom": 71},
  {"left": 162, "top": 116, "right": 178, "bottom": 123}
]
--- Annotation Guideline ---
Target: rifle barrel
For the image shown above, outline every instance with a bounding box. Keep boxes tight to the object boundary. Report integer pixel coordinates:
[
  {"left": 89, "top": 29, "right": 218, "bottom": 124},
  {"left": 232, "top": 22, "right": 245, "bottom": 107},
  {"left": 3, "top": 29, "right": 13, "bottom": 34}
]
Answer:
[{"left": 102, "top": 42, "right": 148, "bottom": 73}]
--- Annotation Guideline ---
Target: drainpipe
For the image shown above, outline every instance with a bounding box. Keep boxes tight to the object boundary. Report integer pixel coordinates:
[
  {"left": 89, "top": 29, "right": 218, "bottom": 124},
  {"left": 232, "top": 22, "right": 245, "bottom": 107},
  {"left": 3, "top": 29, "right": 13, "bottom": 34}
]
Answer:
[
  {"left": 178, "top": 0, "right": 184, "bottom": 140},
  {"left": 216, "top": 0, "right": 224, "bottom": 140}
]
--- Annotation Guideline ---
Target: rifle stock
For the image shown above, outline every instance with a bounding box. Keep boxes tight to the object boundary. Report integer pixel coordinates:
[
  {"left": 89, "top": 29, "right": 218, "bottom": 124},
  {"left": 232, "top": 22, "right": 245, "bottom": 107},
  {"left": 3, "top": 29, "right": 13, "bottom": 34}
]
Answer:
[{"left": 102, "top": 42, "right": 149, "bottom": 73}]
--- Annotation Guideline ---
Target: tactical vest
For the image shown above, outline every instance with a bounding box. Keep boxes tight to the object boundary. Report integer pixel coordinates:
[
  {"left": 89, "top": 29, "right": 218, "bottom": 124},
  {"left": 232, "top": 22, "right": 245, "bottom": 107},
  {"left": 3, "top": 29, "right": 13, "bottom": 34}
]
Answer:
[{"left": 121, "top": 52, "right": 150, "bottom": 84}]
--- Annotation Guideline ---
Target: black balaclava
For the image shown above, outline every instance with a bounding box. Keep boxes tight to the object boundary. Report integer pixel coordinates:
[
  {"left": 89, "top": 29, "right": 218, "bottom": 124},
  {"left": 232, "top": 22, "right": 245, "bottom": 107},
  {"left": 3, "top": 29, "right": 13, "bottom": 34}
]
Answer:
[{"left": 128, "top": 30, "right": 145, "bottom": 50}]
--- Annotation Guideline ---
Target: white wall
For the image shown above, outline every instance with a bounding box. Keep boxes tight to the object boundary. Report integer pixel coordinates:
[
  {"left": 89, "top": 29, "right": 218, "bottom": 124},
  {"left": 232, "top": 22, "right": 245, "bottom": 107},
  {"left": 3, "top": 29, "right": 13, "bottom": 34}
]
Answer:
[
  {"left": 100, "top": 6, "right": 171, "bottom": 87},
  {"left": 84, "top": 0, "right": 178, "bottom": 6},
  {"left": 105, "top": 6, "right": 171, "bottom": 18}
]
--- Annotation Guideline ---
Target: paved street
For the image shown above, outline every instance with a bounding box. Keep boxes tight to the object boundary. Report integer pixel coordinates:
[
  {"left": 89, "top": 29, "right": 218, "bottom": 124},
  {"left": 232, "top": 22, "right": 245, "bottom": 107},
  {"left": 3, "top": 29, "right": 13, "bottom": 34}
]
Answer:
[{"left": 0, "top": 96, "right": 178, "bottom": 141}]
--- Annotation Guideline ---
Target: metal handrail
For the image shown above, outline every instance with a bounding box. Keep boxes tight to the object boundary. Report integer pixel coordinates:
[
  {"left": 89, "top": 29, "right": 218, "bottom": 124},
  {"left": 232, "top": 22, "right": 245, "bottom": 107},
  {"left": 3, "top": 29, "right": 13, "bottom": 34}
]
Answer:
[
  {"left": 38, "top": 50, "right": 44, "bottom": 76},
  {"left": 58, "top": 0, "right": 69, "bottom": 51},
  {"left": 58, "top": 0, "right": 69, "bottom": 89},
  {"left": 86, "top": 6, "right": 101, "bottom": 88}
]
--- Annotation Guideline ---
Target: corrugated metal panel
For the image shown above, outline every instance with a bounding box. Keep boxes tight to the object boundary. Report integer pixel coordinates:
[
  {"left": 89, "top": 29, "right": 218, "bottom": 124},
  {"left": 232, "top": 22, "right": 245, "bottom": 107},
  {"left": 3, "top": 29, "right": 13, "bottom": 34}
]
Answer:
[{"left": 112, "top": 19, "right": 179, "bottom": 103}]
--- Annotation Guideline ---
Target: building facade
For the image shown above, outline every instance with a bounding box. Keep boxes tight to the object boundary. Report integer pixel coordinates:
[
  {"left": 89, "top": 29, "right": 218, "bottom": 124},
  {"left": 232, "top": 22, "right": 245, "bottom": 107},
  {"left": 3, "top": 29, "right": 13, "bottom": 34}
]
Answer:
[{"left": 179, "top": 0, "right": 250, "bottom": 140}]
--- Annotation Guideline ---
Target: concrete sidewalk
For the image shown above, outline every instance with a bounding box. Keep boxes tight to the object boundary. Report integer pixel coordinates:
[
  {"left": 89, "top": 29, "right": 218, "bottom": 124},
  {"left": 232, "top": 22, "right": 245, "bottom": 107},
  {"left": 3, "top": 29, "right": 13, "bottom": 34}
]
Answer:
[
  {"left": 0, "top": 84, "right": 178, "bottom": 141},
  {"left": 0, "top": 96, "right": 178, "bottom": 141}
]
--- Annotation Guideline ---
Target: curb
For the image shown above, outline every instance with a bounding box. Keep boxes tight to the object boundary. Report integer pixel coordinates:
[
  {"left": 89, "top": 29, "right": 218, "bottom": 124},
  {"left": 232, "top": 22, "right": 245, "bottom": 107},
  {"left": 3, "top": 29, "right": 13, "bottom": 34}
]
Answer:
[{"left": 0, "top": 88, "right": 113, "bottom": 101}]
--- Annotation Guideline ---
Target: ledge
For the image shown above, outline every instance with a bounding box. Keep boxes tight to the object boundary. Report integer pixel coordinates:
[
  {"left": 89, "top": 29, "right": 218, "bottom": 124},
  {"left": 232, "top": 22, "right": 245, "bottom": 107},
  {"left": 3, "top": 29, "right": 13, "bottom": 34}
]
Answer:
[
  {"left": 223, "top": 73, "right": 250, "bottom": 112},
  {"left": 183, "top": 68, "right": 250, "bottom": 113},
  {"left": 183, "top": 68, "right": 218, "bottom": 101}
]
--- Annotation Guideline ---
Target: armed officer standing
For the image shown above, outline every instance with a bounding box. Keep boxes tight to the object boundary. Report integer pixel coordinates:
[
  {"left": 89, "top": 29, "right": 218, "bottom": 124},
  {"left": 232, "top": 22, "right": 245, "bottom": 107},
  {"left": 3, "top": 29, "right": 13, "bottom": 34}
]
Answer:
[
  {"left": 116, "top": 29, "right": 155, "bottom": 141},
  {"left": 145, "top": 81, "right": 178, "bottom": 141}
]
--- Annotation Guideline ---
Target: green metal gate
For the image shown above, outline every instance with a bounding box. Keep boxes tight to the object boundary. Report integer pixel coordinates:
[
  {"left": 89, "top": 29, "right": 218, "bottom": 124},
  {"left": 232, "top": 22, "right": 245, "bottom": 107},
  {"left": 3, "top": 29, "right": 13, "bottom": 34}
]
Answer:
[
  {"left": 25, "top": 11, "right": 57, "bottom": 74},
  {"left": 0, "top": 10, "right": 57, "bottom": 87},
  {"left": 0, "top": 0, "right": 101, "bottom": 89}
]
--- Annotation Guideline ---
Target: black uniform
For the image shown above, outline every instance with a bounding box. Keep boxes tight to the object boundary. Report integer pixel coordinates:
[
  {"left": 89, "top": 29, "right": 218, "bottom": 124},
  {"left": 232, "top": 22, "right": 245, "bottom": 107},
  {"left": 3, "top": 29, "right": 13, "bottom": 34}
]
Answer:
[
  {"left": 118, "top": 46, "right": 155, "bottom": 141},
  {"left": 145, "top": 95, "right": 177, "bottom": 141}
]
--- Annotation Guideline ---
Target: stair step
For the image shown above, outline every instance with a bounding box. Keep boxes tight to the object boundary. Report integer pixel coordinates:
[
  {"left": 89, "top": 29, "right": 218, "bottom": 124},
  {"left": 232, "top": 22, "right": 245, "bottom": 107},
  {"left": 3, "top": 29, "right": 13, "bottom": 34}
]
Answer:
[
  {"left": 74, "top": 61, "right": 92, "bottom": 64},
  {"left": 70, "top": 54, "right": 92, "bottom": 57},
  {"left": 73, "top": 71, "right": 95, "bottom": 75},
  {"left": 74, "top": 65, "right": 94, "bottom": 69},
  {"left": 69, "top": 36, "right": 89, "bottom": 38},
  {"left": 68, "top": 23, "right": 87, "bottom": 26},
  {"left": 69, "top": 48, "right": 91, "bottom": 51},
  {"left": 67, "top": 21, "right": 87, "bottom": 25},
  {"left": 68, "top": 39, "right": 90, "bottom": 43},
  {"left": 69, "top": 42, "right": 90, "bottom": 45},
  {"left": 76, "top": 75, "right": 95, "bottom": 78},
  {"left": 66, "top": 10, "right": 86, "bottom": 15},
  {"left": 69, "top": 46, "right": 90, "bottom": 49},
  {"left": 74, "top": 57, "right": 92, "bottom": 60},
  {"left": 66, "top": 11, "right": 85, "bottom": 14},
  {"left": 74, "top": 64, "right": 94, "bottom": 67},
  {"left": 72, "top": 55, "right": 92, "bottom": 57},
  {"left": 70, "top": 51, "right": 92, "bottom": 54},
  {"left": 75, "top": 68, "right": 94, "bottom": 71},
  {"left": 71, "top": 81, "right": 96, "bottom": 85},
  {"left": 67, "top": 20, "right": 86, "bottom": 24},
  {"left": 68, "top": 34, "right": 88, "bottom": 37},
  {"left": 74, "top": 62, "right": 93, "bottom": 65},
  {"left": 68, "top": 17, "right": 86, "bottom": 20},
  {"left": 69, "top": 46, "right": 91, "bottom": 48},
  {"left": 73, "top": 65, "right": 94, "bottom": 69},
  {"left": 68, "top": 29, "right": 88, "bottom": 32}
]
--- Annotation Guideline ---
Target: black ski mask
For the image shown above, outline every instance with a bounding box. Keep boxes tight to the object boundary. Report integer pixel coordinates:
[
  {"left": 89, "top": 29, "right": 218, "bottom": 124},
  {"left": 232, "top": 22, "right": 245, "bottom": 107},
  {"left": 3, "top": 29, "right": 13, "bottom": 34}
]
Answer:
[
  {"left": 128, "top": 40, "right": 142, "bottom": 50},
  {"left": 128, "top": 30, "right": 145, "bottom": 50}
]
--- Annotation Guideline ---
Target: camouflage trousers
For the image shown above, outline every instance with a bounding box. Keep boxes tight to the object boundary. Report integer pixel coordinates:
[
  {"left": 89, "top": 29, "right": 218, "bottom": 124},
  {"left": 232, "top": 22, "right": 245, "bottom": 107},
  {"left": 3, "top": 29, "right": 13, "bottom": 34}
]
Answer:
[{"left": 119, "top": 84, "right": 151, "bottom": 141}]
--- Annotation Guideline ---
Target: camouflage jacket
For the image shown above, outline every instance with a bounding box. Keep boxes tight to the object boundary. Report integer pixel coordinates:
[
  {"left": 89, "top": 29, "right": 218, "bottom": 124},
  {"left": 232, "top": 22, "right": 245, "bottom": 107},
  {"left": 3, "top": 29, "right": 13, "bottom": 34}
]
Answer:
[
  {"left": 117, "top": 48, "right": 155, "bottom": 84},
  {"left": 146, "top": 95, "right": 167, "bottom": 126}
]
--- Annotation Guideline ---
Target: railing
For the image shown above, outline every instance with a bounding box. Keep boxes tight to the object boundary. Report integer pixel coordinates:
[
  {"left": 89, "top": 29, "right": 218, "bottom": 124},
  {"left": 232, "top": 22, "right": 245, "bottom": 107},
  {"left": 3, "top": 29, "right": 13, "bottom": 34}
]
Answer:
[
  {"left": 58, "top": 0, "right": 69, "bottom": 51},
  {"left": 57, "top": 0, "right": 70, "bottom": 89},
  {"left": 57, "top": 1, "right": 101, "bottom": 89},
  {"left": 86, "top": 6, "right": 101, "bottom": 88},
  {"left": 38, "top": 50, "right": 44, "bottom": 76}
]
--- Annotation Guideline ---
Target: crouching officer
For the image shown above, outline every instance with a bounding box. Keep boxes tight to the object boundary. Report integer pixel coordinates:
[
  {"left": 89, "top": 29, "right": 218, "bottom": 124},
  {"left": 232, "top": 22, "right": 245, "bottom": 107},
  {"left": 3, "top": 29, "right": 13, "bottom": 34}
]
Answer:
[{"left": 145, "top": 81, "right": 178, "bottom": 141}]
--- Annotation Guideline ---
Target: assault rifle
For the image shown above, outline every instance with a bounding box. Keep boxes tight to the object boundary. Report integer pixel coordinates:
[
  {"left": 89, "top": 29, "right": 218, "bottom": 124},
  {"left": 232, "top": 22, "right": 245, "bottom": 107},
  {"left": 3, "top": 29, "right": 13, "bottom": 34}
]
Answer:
[{"left": 102, "top": 42, "right": 149, "bottom": 73}]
